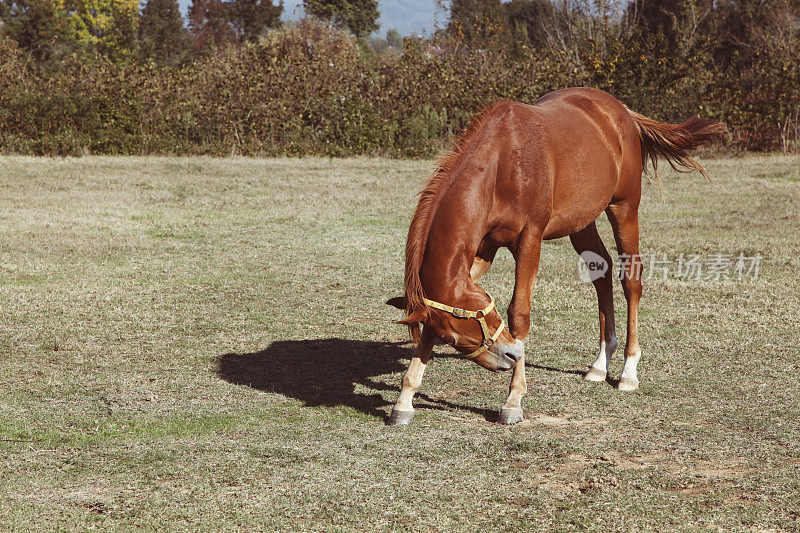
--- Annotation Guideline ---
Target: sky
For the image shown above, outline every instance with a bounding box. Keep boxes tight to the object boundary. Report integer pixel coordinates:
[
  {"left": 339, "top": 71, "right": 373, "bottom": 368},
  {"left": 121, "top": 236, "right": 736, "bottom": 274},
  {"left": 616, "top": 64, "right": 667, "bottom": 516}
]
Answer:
[{"left": 176, "top": 0, "right": 441, "bottom": 37}]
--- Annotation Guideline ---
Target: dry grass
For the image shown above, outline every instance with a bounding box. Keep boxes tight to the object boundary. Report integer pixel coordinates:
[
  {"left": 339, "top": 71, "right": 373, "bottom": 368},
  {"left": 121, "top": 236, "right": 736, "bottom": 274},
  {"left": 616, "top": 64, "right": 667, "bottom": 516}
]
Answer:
[{"left": 1, "top": 155, "right": 799, "bottom": 531}]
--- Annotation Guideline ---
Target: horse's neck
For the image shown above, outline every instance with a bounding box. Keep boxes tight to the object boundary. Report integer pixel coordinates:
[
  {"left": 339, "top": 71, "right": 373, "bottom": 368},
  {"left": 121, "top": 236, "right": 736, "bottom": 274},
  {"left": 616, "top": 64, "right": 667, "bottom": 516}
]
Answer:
[{"left": 419, "top": 183, "right": 488, "bottom": 302}]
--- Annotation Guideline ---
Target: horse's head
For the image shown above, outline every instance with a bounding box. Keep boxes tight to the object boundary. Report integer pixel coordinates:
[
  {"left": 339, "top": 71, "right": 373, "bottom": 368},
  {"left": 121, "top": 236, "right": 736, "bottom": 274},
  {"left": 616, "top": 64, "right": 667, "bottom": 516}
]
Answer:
[{"left": 387, "top": 293, "right": 523, "bottom": 371}]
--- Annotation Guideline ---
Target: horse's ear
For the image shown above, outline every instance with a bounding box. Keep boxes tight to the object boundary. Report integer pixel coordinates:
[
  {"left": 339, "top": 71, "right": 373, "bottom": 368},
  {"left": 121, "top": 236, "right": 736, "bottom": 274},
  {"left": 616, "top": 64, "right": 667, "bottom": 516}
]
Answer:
[
  {"left": 398, "top": 308, "right": 428, "bottom": 325},
  {"left": 386, "top": 296, "right": 407, "bottom": 309}
]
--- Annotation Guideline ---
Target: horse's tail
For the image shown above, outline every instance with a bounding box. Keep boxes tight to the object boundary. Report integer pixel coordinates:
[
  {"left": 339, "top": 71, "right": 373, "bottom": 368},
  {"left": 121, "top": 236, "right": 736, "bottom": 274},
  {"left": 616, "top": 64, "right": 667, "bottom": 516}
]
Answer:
[{"left": 626, "top": 108, "right": 726, "bottom": 181}]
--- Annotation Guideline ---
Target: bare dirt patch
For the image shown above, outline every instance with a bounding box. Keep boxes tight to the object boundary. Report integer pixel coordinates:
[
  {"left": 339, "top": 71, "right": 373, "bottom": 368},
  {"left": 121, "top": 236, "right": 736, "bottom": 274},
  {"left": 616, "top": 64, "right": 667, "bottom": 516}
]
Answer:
[{"left": 522, "top": 413, "right": 613, "bottom": 427}]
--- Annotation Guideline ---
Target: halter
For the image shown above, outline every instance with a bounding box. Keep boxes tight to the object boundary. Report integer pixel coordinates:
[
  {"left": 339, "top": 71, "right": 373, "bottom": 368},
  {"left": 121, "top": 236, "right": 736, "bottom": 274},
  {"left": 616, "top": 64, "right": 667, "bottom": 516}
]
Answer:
[{"left": 422, "top": 297, "right": 506, "bottom": 359}]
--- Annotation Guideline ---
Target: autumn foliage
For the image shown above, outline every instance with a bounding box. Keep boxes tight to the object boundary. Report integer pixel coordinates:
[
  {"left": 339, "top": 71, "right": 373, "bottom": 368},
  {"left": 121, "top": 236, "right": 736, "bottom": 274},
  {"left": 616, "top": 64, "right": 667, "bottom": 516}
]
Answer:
[{"left": 0, "top": 4, "right": 798, "bottom": 156}]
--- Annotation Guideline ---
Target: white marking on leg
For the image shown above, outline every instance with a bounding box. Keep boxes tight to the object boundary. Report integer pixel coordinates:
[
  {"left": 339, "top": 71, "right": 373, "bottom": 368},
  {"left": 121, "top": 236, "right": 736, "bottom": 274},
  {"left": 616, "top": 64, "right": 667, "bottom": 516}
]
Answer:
[
  {"left": 393, "top": 357, "right": 427, "bottom": 412},
  {"left": 499, "top": 353, "right": 527, "bottom": 424},
  {"left": 585, "top": 335, "right": 616, "bottom": 381},
  {"left": 591, "top": 342, "right": 609, "bottom": 373},
  {"left": 618, "top": 345, "right": 641, "bottom": 391},
  {"left": 620, "top": 350, "right": 640, "bottom": 383},
  {"left": 593, "top": 335, "right": 617, "bottom": 371},
  {"left": 502, "top": 354, "right": 527, "bottom": 410}
]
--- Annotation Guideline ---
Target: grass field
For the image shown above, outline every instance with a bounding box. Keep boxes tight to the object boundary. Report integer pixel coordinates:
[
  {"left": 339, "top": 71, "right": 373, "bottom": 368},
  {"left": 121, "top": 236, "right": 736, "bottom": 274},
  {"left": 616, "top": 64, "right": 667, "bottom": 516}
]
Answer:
[{"left": 1, "top": 155, "right": 799, "bottom": 531}]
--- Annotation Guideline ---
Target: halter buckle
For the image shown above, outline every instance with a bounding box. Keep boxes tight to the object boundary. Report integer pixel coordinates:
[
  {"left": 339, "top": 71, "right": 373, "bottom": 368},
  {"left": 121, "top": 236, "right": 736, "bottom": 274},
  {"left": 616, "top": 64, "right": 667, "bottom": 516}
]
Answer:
[
  {"left": 451, "top": 307, "right": 468, "bottom": 318},
  {"left": 484, "top": 338, "right": 494, "bottom": 347}
]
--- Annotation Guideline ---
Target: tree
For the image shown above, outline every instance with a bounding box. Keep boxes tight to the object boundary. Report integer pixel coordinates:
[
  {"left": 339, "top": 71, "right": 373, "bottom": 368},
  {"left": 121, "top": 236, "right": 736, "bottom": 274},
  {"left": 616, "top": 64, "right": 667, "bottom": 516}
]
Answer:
[
  {"left": 302, "top": 0, "right": 379, "bottom": 40},
  {"left": 229, "top": 0, "right": 282, "bottom": 42},
  {"left": 0, "top": 0, "right": 139, "bottom": 61},
  {"left": 139, "top": 0, "right": 192, "bottom": 65},
  {"left": 0, "top": 0, "right": 76, "bottom": 60},
  {"left": 446, "top": 0, "right": 506, "bottom": 47},
  {"left": 624, "top": 0, "right": 712, "bottom": 48},
  {"left": 188, "top": 0, "right": 236, "bottom": 50},
  {"left": 188, "top": 0, "right": 282, "bottom": 50},
  {"left": 385, "top": 27, "right": 401, "bottom": 48},
  {"left": 503, "top": 0, "right": 556, "bottom": 49},
  {"left": 99, "top": 0, "right": 140, "bottom": 61},
  {"left": 70, "top": 0, "right": 140, "bottom": 61},
  {"left": 710, "top": 0, "right": 799, "bottom": 64}
]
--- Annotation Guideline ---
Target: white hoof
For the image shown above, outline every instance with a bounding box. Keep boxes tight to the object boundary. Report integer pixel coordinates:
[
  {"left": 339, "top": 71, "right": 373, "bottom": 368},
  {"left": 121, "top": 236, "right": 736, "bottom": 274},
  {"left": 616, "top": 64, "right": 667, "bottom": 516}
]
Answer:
[
  {"left": 584, "top": 366, "right": 607, "bottom": 382},
  {"left": 497, "top": 408, "right": 524, "bottom": 425},
  {"left": 617, "top": 377, "right": 639, "bottom": 391}
]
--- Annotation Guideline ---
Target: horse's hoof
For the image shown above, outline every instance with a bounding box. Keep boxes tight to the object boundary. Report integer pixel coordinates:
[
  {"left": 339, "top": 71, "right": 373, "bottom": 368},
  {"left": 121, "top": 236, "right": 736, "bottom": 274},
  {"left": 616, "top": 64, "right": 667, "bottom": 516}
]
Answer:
[
  {"left": 617, "top": 377, "right": 639, "bottom": 391},
  {"left": 386, "top": 409, "right": 414, "bottom": 426},
  {"left": 497, "top": 408, "right": 524, "bottom": 425},
  {"left": 583, "top": 367, "right": 607, "bottom": 382}
]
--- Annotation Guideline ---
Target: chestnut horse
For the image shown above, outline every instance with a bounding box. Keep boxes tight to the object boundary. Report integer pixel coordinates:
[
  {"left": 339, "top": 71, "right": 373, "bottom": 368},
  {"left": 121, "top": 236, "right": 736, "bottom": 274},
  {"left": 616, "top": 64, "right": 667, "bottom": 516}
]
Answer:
[{"left": 386, "top": 87, "right": 725, "bottom": 425}]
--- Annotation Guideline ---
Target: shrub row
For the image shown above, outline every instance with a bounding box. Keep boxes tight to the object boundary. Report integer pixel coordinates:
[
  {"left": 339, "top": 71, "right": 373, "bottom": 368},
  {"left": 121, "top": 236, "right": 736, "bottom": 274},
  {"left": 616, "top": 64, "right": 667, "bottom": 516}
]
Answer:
[{"left": 1, "top": 20, "right": 797, "bottom": 156}]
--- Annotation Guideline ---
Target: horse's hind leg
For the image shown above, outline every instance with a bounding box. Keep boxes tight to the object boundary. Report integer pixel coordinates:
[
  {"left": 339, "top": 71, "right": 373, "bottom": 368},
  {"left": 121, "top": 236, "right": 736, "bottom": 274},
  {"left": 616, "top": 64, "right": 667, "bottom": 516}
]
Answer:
[
  {"left": 606, "top": 203, "right": 643, "bottom": 391},
  {"left": 470, "top": 243, "right": 499, "bottom": 282},
  {"left": 470, "top": 257, "right": 492, "bottom": 281},
  {"left": 569, "top": 222, "right": 618, "bottom": 382}
]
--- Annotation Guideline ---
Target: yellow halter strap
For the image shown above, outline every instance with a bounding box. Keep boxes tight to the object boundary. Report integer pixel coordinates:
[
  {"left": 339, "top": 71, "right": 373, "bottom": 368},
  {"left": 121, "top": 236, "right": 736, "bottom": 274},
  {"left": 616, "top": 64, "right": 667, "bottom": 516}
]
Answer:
[{"left": 422, "top": 297, "right": 506, "bottom": 359}]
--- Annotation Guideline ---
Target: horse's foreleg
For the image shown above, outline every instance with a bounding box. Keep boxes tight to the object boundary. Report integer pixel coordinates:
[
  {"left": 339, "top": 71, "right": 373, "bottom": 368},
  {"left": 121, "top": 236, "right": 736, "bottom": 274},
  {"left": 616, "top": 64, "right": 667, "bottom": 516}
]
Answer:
[
  {"left": 387, "top": 327, "right": 435, "bottom": 425},
  {"left": 607, "top": 203, "right": 643, "bottom": 391},
  {"left": 569, "top": 222, "right": 618, "bottom": 382},
  {"left": 497, "top": 232, "right": 542, "bottom": 424},
  {"left": 497, "top": 354, "right": 527, "bottom": 424}
]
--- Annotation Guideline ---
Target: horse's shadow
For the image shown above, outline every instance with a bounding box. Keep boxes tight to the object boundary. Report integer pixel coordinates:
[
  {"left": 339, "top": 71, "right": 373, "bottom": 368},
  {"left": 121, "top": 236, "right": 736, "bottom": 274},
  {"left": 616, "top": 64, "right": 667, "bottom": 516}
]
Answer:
[
  {"left": 217, "top": 339, "right": 591, "bottom": 421},
  {"left": 218, "top": 339, "right": 491, "bottom": 421}
]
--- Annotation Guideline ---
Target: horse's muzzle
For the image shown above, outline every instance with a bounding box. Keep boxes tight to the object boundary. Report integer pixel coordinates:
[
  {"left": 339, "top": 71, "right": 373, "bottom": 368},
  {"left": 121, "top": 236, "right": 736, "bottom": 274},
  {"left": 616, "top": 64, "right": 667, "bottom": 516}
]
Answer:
[
  {"left": 491, "top": 359, "right": 513, "bottom": 372},
  {"left": 497, "top": 339, "right": 524, "bottom": 363}
]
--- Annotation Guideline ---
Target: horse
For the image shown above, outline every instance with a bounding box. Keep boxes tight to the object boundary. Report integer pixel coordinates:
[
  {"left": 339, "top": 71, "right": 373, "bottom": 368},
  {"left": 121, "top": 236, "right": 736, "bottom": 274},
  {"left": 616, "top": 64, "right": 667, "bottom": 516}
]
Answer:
[{"left": 386, "top": 87, "right": 725, "bottom": 425}]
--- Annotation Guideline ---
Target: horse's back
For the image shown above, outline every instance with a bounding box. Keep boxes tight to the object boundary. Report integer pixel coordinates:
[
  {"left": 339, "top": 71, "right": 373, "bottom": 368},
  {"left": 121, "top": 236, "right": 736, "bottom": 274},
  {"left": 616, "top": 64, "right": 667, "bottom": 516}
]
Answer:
[{"left": 509, "top": 88, "right": 643, "bottom": 238}]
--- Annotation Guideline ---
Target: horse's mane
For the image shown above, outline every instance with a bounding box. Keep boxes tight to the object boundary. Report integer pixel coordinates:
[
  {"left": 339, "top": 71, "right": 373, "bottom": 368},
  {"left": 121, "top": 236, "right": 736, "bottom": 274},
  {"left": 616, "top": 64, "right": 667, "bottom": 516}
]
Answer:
[{"left": 403, "top": 100, "right": 510, "bottom": 343}]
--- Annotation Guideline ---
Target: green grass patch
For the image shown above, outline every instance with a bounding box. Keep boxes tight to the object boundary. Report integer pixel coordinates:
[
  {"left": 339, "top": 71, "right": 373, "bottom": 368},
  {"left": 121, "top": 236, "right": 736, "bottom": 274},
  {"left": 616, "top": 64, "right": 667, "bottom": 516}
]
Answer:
[{"left": 0, "top": 155, "right": 798, "bottom": 530}]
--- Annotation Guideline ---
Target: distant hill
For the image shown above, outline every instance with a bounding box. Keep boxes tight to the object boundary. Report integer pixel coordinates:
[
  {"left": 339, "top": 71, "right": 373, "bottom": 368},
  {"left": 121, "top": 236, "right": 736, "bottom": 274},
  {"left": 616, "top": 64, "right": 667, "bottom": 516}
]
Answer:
[{"left": 176, "top": 0, "right": 441, "bottom": 37}]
